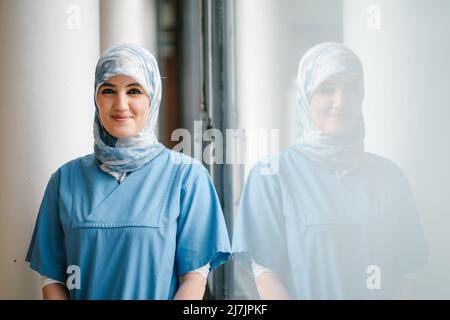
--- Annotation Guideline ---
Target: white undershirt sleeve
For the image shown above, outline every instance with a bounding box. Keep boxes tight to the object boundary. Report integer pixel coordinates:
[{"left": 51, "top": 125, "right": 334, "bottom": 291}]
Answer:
[
  {"left": 40, "top": 275, "right": 65, "bottom": 289},
  {"left": 251, "top": 259, "right": 273, "bottom": 278},
  {"left": 189, "top": 263, "right": 210, "bottom": 279}
]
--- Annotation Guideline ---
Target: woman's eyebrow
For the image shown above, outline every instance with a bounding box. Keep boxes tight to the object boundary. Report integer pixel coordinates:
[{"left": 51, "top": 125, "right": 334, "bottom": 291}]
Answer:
[
  {"left": 100, "top": 82, "right": 115, "bottom": 87},
  {"left": 126, "top": 82, "right": 142, "bottom": 87},
  {"left": 100, "top": 82, "right": 142, "bottom": 88}
]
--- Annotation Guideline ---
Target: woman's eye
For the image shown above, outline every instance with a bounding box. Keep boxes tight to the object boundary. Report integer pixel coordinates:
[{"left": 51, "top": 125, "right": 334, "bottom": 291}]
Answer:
[
  {"left": 101, "top": 88, "right": 115, "bottom": 94},
  {"left": 345, "top": 84, "right": 362, "bottom": 93},
  {"left": 128, "top": 88, "right": 143, "bottom": 95},
  {"left": 317, "top": 85, "right": 336, "bottom": 95}
]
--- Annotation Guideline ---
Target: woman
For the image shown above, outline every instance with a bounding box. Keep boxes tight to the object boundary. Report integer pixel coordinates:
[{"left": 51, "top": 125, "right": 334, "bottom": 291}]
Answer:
[
  {"left": 232, "top": 42, "right": 428, "bottom": 299},
  {"left": 26, "top": 43, "right": 231, "bottom": 300}
]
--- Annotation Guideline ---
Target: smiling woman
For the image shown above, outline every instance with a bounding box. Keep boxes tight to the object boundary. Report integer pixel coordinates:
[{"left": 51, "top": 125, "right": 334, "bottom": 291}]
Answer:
[
  {"left": 25, "top": 43, "right": 231, "bottom": 300},
  {"left": 232, "top": 42, "right": 428, "bottom": 300}
]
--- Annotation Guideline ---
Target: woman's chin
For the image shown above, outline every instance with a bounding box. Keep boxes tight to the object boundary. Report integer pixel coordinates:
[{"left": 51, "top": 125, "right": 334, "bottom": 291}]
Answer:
[
  {"left": 108, "top": 128, "right": 139, "bottom": 139},
  {"left": 323, "top": 125, "right": 354, "bottom": 139}
]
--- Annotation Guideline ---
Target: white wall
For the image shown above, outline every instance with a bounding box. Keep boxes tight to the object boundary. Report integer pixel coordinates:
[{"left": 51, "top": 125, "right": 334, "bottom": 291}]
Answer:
[{"left": 0, "top": 0, "right": 99, "bottom": 299}]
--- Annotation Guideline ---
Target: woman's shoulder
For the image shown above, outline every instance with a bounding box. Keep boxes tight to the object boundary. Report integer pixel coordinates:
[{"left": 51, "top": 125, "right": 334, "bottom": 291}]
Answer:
[
  {"left": 243, "top": 153, "right": 285, "bottom": 190},
  {"left": 155, "top": 148, "right": 211, "bottom": 182},
  {"left": 48, "top": 153, "right": 93, "bottom": 173},
  {"left": 158, "top": 147, "right": 204, "bottom": 168},
  {"left": 43, "top": 154, "right": 95, "bottom": 187},
  {"left": 250, "top": 146, "right": 316, "bottom": 177},
  {"left": 55, "top": 153, "right": 96, "bottom": 173},
  {"left": 361, "top": 152, "right": 413, "bottom": 190},
  {"left": 362, "top": 152, "right": 404, "bottom": 176}
]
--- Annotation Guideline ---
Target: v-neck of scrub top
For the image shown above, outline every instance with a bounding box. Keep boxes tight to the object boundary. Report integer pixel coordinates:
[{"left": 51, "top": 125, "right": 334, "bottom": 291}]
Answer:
[{"left": 70, "top": 154, "right": 163, "bottom": 228}]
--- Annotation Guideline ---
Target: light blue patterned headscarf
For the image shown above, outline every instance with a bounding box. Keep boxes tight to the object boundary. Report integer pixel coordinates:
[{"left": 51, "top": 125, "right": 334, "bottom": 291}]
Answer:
[
  {"left": 294, "top": 42, "right": 365, "bottom": 178},
  {"left": 94, "top": 43, "right": 164, "bottom": 181}
]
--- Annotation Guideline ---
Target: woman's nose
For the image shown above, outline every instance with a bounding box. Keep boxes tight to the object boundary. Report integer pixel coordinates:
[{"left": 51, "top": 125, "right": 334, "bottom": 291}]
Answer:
[
  {"left": 113, "top": 92, "right": 129, "bottom": 111},
  {"left": 331, "top": 88, "right": 344, "bottom": 109}
]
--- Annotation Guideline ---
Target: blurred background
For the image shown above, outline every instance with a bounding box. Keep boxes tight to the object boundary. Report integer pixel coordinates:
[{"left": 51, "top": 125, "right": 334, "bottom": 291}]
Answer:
[{"left": 0, "top": 0, "right": 449, "bottom": 299}]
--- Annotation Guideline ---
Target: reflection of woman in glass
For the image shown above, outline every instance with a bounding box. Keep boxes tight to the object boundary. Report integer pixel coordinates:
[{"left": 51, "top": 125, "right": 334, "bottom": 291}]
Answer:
[
  {"left": 26, "top": 43, "right": 231, "bottom": 299},
  {"left": 233, "top": 42, "right": 428, "bottom": 299}
]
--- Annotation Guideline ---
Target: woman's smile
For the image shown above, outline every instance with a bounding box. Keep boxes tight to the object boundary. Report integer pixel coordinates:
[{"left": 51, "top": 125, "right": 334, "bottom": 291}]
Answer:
[
  {"left": 111, "top": 115, "right": 133, "bottom": 122},
  {"left": 327, "top": 113, "right": 346, "bottom": 118}
]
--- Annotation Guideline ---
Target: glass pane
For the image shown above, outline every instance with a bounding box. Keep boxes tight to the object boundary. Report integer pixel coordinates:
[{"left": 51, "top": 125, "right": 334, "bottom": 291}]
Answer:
[{"left": 230, "top": 0, "right": 450, "bottom": 299}]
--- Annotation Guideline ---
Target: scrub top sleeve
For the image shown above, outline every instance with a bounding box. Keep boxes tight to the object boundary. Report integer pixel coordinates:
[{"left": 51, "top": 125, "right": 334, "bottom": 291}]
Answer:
[
  {"left": 232, "top": 165, "right": 288, "bottom": 275},
  {"left": 176, "top": 167, "right": 231, "bottom": 276},
  {"left": 391, "top": 169, "right": 429, "bottom": 276},
  {"left": 25, "top": 171, "right": 67, "bottom": 283}
]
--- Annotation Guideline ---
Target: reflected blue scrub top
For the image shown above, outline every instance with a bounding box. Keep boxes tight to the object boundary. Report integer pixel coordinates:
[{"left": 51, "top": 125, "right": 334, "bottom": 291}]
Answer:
[
  {"left": 232, "top": 148, "right": 428, "bottom": 299},
  {"left": 26, "top": 148, "right": 231, "bottom": 299}
]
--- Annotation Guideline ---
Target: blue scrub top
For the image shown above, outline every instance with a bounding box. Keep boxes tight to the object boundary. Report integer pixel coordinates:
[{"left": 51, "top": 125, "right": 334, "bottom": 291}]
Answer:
[
  {"left": 232, "top": 148, "right": 428, "bottom": 299},
  {"left": 26, "top": 148, "right": 231, "bottom": 299}
]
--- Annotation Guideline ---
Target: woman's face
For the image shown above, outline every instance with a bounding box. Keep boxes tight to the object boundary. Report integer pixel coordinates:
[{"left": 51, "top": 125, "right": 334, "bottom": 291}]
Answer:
[
  {"left": 310, "top": 73, "right": 364, "bottom": 137},
  {"left": 96, "top": 74, "right": 150, "bottom": 139}
]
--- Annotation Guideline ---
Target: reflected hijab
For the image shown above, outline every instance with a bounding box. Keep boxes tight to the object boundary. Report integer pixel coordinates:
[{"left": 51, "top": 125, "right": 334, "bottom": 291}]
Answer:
[
  {"left": 294, "top": 42, "right": 365, "bottom": 178},
  {"left": 93, "top": 43, "right": 163, "bottom": 181}
]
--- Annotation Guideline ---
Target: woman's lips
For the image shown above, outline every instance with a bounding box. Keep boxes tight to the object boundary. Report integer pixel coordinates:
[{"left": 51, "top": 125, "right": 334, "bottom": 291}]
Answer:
[
  {"left": 327, "top": 113, "right": 346, "bottom": 119},
  {"left": 111, "top": 115, "right": 131, "bottom": 122}
]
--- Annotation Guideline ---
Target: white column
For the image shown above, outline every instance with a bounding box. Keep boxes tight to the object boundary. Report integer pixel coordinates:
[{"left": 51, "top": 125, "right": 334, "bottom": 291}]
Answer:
[
  {"left": 343, "top": 0, "right": 450, "bottom": 298},
  {"left": 0, "top": 0, "right": 99, "bottom": 299},
  {"left": 236, "top": 0, "right": 281, "bottom": 174},
  {"left": 100, "top": 0, "right": 157, "bottom": 54},
  {"left": 99, "top": 0, "right": 158, "bottom": 137}
]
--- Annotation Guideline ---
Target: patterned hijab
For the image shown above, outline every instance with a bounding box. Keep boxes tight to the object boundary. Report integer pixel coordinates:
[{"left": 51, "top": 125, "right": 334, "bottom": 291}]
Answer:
[
  {"left": 93, "top": 43, "right": 164, "bottom": 181},
  {"left": 294, "top": 42, "right": 365, "bottom": 178}
]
